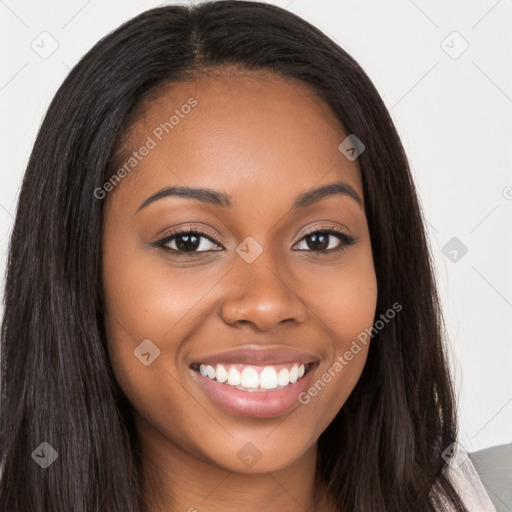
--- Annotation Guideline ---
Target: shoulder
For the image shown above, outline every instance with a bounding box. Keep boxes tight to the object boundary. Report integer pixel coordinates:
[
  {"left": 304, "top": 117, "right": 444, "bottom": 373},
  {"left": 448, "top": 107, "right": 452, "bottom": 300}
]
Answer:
[{"left": 434, "top": 448, "right": 497, "bottom": 512}]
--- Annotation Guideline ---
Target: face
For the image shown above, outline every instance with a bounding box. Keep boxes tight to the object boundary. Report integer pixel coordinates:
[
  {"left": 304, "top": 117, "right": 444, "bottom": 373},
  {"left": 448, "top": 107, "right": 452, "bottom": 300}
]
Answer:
[{"left": 102, "top": 69, "right": 378, "bottom": 477}]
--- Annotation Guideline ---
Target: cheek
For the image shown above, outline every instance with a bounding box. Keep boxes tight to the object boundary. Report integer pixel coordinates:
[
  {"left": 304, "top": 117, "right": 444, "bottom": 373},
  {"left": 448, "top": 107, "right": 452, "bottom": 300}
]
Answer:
[
  {"left": 295, "top": 251, "right": 377, "bottom": 429},
  {"left": 101, "top": 222, "right": 217, "bottom": 360},
  {"left": 303, "top": 241, "right": 378, "bottom": 349},
  {"left": 314, "top": 269, "right": 377, "bottom": 335},
  {"left": 101, "top": 236, "right": 214, "bottom": 460}
]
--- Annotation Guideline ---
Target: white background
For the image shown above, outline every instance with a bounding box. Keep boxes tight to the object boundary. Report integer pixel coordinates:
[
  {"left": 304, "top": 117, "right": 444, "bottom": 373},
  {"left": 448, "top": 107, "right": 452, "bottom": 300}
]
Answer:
[{"left": 0, "top": 0, "right": 511, "bottom": 453}]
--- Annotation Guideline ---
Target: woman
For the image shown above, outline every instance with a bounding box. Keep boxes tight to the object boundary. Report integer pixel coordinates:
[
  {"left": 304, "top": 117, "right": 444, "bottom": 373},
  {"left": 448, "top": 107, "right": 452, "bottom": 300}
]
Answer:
[{"left": 0, "top": 1, "right": 496, "bottom": 510}]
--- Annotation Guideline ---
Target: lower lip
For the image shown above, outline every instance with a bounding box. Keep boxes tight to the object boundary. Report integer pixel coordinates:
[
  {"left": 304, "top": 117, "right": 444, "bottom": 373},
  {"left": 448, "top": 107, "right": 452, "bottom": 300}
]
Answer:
[{"left": 190, "top": 364, "right": 318, "bottom": 418}]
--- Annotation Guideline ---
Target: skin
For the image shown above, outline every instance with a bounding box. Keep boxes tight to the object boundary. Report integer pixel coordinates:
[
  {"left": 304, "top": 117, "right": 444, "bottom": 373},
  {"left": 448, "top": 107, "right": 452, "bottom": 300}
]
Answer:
[{"left": 102, "top": 68, "right": 378, "bottom": 512}]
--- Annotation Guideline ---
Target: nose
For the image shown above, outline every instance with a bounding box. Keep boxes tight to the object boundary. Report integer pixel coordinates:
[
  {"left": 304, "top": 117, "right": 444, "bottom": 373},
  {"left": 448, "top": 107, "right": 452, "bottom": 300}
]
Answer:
[{"left": 220, "top": 251, "right": 308, "bottom": 331}]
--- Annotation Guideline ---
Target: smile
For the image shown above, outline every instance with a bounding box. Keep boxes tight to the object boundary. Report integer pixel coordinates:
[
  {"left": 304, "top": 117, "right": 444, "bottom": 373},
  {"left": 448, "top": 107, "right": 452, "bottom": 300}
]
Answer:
[
  {"left": 188, "top": 346, "right": 320, "bottom": 418},
  {"left": 191, "top": 362, "right": 309, "bottom": 392}
]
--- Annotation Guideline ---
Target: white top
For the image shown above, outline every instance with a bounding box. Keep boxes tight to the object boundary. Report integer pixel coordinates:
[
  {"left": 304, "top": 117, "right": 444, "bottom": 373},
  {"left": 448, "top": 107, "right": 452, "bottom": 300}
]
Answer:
[{"left": 434, "top": 453, "right": 497, "bottom": 511}]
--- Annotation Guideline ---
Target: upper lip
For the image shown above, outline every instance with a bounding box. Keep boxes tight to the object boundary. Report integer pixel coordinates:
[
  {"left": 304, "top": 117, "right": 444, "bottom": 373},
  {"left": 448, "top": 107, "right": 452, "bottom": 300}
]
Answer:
[{"left": 189, "top": 345, "right": 320, "bottom": 367}]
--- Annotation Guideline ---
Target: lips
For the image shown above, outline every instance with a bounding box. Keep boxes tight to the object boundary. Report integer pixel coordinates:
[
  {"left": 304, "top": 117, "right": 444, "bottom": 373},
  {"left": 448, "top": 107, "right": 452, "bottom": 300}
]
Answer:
[
  {"left": 188, "top": 346, "right": 320, "bottom": 418},
  {"left": 189, "top": 346, "right": 318, "bottom": 367}
]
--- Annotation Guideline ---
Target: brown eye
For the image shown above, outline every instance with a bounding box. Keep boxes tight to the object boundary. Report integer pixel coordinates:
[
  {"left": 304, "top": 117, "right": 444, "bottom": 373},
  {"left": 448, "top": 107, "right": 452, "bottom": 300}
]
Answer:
[
  {"left": 294, "top": 228, "right": 356, "bottom": 254},
  {"left": 154, "top": 226, "right": 356, "bottom": 256},
  {"left": 154, "top": 228, "right": 222, "bottom": 254}
]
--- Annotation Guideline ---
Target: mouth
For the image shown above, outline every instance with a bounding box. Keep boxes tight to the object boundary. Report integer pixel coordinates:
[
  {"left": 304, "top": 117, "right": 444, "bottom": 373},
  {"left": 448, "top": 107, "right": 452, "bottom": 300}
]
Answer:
[
  {"left": 188, "top": 347, "right": 320, "bottom": 418},
  {"left": 190, "top": 361, "right": 313, "bottom": 392}
]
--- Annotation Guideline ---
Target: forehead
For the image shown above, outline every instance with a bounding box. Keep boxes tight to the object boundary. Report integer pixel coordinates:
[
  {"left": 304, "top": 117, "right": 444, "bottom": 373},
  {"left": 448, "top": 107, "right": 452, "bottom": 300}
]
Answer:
[{"left": 110, "top": 69, "right": 363, "bottom": 210}]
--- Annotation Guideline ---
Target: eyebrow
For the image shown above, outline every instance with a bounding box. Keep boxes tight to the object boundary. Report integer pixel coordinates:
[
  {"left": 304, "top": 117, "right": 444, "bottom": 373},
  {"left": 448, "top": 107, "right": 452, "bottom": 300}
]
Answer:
[{"left": 136, "top": 181, "right": 362, "bottom": 213}]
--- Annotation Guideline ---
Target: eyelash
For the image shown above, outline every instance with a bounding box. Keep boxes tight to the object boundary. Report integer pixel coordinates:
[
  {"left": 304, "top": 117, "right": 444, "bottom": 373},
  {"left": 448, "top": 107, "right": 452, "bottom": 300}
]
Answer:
[{"left": 153, "top": 225, "right": 356, "bottom": 257}]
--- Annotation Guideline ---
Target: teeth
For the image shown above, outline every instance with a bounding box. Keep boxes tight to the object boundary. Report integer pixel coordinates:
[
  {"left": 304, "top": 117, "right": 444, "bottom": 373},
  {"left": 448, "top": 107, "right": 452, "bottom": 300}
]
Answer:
[
  {"left": 260, "top": 366, "right": 278, "bottom": 389},
  {"left": 289, "top": 364, "right": 299, "bottom": 383},
  {"left": 227, "top": 366, "right": 241, "bottom": 386},
  {"left": 216, "top": 364, "right": 228, "bottom": 383},
  {"left": 206, "top": 365, "right": 216, "bottom": 379},
  {"left": 197, "top": 362, "right": 307, "bottom": 390},
  {"left": 241, "top": 367, "right": 259, "bottom": 388},
  {"left": 278, "top": 368, "right": 290, "bottom": 386}
]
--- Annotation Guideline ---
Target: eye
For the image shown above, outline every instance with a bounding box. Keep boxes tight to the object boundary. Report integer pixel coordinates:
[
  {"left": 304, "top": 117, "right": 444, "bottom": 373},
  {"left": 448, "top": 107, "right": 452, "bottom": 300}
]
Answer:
[
  {"left": 153, "top": 225, "right": 356, "bottom": 256},
  {"left": 293, "top": 226, "right": 356, "bottom": 254},
  {"left": 154, "top": 227, "right": 223, "bottom": 255}
]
